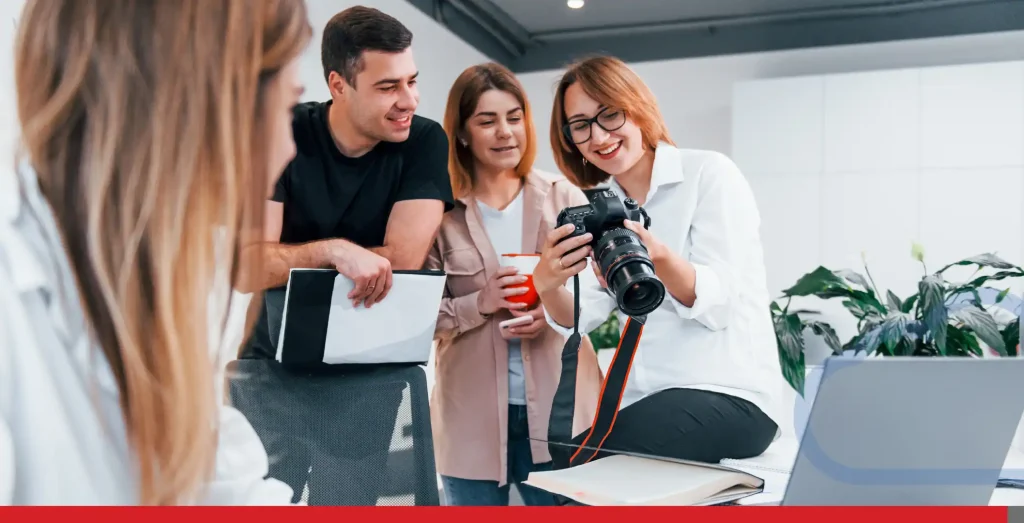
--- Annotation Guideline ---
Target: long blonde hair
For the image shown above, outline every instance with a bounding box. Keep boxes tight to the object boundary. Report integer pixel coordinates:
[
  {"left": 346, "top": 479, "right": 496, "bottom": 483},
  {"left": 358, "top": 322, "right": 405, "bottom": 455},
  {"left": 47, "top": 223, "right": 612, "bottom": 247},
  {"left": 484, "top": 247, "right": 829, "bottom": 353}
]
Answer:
[{"left": 14, "top": 0, "right": 311, "bottom": 505}]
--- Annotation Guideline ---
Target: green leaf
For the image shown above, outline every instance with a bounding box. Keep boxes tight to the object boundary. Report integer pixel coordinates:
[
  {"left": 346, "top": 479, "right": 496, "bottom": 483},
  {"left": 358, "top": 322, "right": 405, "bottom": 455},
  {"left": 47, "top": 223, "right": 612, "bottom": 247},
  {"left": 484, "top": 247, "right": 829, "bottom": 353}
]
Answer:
[
  {"left": 835, "top": 269, "right": 871, "bottom": 290},
  {"left": 847, "top": 323, "right": 884, "bottom": 355},
  {"left": 946, "top": 325, "right": 982, "bottom": 357},
  {"left": 960, "top": 270, "right": 1024, "bottom": 291},
  {"left": 807, "top": 321, "right": 842, "bottom": 355},
  {"left": 996, "top": 288, "right": 1012, "bottom": 304},
  {"left": 773, "top": 312, "right": 807, "bottom": 395},
  {"left": 842, "top": 299, "right": 871, "bottom": 320},
  {"left": 940, "top": 253, "right": 1020, "bottom": 273},
  {"left": 970, "top": 289, "right": 984, "bottom": 308},
  {"left": 886, "top": 290, "right": 902, "bottom": 312},
  {"left": 879, "top": 312, "right": 911, "bottom": 354},
  {"left": 901, "top": 294, "right": 919, "bottom": 314},
  {"left": 918, "top": 275, "right": 948, "bottom": 354},
  {"left": 774, "top": 313, "right": 805, "bottom": 362},
  {"left": 782, "top": 266, "right": 850, "bottom": 297},
  {"left": 853, "top": 290, "right": 889, "bottom": 316},
  {"left": 770, "top": 301, "right": 782, "bottom": 314},
  {"left": 951, "top": 305, "right": 1007, "bottom": 356},
  {"left": 1003, "top": 318, "right": 1020, "bottom": 357}
]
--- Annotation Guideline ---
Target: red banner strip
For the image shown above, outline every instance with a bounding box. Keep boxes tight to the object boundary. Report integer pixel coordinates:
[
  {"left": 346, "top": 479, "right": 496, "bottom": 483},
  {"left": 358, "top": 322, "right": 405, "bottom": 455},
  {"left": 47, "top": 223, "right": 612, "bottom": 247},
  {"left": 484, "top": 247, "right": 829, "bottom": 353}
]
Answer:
[{"left": 0, "top": 505, "right": 1010, "bottom": 523}]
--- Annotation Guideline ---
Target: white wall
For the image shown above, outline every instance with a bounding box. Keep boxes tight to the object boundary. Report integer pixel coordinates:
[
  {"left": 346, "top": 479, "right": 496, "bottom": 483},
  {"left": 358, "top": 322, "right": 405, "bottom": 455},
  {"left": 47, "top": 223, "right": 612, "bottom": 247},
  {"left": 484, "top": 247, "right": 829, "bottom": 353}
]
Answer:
[
  {"left": 301, "top": 0, "right": 488, "bottom": 123},
  {"left": 1, "top": 0, "right": 487, "bottom": 175},
  {"left": 517, "top": 30, "right": 1024, "bottom": 361},
  {"left": 518, "top": 30, "right": 1024, "bottom": 175},
  {"left": 734, "top": 60, "right": 1024, "bottom": 353}
]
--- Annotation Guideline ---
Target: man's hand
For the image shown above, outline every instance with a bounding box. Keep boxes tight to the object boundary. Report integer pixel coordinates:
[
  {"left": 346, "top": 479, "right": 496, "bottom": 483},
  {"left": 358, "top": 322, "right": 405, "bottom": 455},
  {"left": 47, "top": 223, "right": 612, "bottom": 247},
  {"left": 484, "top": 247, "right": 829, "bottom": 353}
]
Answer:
[
  {"left": 503, "top": 305, "right": 548, "bottom": 339},
  {"left": 332, "top": 241, "right": 392, "bottom": 308}
]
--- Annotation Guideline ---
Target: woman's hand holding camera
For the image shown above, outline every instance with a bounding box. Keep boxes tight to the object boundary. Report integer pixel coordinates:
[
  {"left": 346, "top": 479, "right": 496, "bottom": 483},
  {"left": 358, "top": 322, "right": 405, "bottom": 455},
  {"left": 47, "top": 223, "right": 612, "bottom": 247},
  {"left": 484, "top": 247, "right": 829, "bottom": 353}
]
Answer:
[
  {"left": 533, "top": 224, "right": 593, "bottom": 295},
  {"left": 623, "top": 220, "right": 668, "bottom": 264},
  {"left": 477, "top": 266, "right": 530, "bottom": 315}
]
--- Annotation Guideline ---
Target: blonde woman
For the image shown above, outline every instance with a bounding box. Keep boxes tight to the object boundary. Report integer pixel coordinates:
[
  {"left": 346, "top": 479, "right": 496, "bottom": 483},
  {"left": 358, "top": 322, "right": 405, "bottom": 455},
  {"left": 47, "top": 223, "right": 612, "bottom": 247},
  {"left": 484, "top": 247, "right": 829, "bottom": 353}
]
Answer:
[{"left": 0, "top": 0, "right": 311, "bottom": 505}]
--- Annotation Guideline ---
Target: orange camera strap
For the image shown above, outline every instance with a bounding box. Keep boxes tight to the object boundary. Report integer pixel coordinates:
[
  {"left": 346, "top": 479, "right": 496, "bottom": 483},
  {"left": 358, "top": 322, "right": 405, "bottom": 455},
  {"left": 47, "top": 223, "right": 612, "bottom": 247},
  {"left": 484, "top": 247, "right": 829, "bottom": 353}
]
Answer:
[{"left": 547, "top": 274, "right": 645, "bottom": 470}]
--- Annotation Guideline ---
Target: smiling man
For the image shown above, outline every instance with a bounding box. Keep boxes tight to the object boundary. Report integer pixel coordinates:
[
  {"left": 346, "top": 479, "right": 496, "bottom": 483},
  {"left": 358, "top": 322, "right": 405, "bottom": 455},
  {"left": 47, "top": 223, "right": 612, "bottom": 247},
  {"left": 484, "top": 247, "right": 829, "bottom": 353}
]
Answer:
[
  {"left": 250, "top": 6, "right": 453, "bottom": 307},
  {"left": 236, "top": 6, "right": 453, "bottom": 506}
]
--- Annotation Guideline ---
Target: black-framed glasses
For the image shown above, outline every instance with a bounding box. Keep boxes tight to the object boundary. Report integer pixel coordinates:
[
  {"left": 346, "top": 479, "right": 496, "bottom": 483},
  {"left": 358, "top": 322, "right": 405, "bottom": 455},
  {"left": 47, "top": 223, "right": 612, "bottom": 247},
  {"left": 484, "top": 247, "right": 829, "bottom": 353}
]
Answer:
[{"left": 562, "top": 107, "right": 627, "bottom": 144}]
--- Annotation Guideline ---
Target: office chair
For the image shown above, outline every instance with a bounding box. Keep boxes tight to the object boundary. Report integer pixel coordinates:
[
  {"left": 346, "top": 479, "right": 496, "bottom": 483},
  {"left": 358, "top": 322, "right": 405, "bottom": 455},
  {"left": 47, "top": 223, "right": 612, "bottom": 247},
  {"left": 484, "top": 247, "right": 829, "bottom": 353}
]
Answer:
[
  {"left": 226, "top": 359, "right": 439, "bottom": 506},
  {"left": 226, "top": 289, "right": 439, "bottom": 506}
]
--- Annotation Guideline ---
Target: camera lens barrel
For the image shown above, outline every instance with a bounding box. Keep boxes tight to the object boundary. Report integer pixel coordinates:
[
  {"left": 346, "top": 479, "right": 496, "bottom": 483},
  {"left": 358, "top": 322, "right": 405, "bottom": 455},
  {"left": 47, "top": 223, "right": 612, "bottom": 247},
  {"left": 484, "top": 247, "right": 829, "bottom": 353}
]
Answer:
[{"left": 594, "top": 228, "right": 666, "bottom": 316}]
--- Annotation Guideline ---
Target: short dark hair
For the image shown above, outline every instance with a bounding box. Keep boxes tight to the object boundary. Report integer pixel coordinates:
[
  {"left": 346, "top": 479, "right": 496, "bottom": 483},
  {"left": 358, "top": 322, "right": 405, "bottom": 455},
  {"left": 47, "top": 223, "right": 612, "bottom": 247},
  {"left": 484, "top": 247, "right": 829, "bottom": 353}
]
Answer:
[{"left": 321, "top": 6, "right": 413, "bottom": 88}]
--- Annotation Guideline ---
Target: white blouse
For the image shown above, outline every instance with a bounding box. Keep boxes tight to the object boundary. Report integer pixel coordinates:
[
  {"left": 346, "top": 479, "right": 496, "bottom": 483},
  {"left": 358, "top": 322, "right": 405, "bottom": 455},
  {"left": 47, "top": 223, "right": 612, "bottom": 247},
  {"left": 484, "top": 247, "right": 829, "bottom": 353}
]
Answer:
[
  {"left": 545, "top": 143, "right": 786, "bottom": 431},
  {"left": 0, "top": 164, "right": 293, "bottom": 505}
]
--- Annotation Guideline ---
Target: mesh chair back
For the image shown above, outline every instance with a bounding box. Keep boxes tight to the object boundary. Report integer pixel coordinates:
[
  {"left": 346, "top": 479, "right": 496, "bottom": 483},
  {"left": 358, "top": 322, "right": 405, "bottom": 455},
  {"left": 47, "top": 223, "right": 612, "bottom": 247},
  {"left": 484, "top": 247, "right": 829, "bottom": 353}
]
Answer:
[{"left": 227, "top": 359, "right": 439, "bottom": 506}]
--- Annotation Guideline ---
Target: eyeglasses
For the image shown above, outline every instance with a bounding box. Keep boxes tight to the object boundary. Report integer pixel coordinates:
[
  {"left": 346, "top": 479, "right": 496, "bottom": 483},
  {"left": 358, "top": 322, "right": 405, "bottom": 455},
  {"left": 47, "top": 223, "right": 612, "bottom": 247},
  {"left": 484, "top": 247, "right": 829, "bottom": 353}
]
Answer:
[{"left": 562, "top": 107, "right": 627, "bottom": 144}]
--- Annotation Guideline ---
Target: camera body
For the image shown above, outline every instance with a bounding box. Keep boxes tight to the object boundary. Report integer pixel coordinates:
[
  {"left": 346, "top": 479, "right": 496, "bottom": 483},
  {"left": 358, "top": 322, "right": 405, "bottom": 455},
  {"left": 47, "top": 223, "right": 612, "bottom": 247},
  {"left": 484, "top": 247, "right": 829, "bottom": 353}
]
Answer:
[{"left": 556, "top": 189, "right": 666, "bottom": 317}]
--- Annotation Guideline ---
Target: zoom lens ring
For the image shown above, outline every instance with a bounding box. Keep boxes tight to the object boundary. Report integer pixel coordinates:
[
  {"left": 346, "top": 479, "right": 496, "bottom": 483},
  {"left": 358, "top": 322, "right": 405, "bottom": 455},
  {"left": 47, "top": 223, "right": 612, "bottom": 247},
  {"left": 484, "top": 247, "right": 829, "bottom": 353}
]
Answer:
[{"left": 593, "top": 230, "right": 653, "bottom": 294}]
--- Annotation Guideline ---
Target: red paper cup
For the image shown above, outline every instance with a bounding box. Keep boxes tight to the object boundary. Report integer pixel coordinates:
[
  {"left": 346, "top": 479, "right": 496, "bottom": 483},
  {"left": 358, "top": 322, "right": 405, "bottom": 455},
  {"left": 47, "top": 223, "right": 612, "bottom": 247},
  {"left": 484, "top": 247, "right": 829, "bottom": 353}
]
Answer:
[{"left": 501, "top": 254, "right": 540, "bottom": 308}]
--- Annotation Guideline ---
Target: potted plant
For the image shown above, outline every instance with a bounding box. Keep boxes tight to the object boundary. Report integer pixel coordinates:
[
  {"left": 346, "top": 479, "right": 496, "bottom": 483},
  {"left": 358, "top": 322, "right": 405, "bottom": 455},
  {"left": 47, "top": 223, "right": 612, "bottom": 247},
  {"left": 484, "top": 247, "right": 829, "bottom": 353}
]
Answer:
[
  {"left": 772, "top": 247, "right": 1023, "bottom": 396},
  {"left": 588, "top": 310, "right": 621, "bottom": 351}
]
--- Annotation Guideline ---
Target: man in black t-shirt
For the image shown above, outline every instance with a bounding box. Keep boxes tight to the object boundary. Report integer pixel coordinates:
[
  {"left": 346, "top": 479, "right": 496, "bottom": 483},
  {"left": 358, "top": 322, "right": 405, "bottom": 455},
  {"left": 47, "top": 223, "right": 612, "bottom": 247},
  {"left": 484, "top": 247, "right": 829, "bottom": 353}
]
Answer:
[{"left": 233, "top": 6, "right": 453, "bottom": 505}]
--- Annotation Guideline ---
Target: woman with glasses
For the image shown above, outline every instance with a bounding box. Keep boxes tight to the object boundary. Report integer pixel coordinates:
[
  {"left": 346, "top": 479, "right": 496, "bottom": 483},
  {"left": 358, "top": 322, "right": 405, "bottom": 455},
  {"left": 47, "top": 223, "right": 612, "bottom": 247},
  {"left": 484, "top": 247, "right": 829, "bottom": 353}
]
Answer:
[
  {"left": 426, "top": 62, "right": 603, "bottom": 506},
  {"left": 531, "top": 55, "right": 783, "bottom": 465}
]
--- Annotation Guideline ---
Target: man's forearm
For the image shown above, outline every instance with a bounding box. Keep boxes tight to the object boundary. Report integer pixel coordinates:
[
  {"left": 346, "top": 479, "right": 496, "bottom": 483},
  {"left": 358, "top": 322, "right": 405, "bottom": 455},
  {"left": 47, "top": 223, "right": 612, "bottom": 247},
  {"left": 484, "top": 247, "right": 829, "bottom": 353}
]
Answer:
[
  {"left": 369, "top": 244, "right": 430, "bottom": 271},
  {"left": 248, "top": 239, "right": 343, "bottom": 292}
]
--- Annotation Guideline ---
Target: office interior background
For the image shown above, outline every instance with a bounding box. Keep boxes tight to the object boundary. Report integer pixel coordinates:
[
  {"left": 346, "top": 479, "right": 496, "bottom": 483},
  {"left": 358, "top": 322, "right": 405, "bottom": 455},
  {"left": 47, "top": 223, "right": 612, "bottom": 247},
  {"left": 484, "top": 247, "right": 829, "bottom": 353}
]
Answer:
[{"left": 3, "top": 0, "right": 1024, "bottom": 503}]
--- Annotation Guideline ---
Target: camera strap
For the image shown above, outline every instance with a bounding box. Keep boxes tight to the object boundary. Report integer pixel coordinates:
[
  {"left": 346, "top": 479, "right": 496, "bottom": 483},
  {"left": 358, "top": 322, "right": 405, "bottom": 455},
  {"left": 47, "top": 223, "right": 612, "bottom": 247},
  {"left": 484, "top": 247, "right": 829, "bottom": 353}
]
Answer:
[{"left": 547, "top": 273, "right": 646, "bottom": 470}]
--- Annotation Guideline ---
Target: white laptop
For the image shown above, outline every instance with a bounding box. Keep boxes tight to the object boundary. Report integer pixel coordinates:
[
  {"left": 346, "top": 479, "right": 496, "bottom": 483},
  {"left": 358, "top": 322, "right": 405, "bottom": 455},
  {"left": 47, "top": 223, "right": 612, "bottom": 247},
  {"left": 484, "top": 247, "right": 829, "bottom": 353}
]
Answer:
[{"left": 779, "top": 357, "right": 1024, "bottom": 505}]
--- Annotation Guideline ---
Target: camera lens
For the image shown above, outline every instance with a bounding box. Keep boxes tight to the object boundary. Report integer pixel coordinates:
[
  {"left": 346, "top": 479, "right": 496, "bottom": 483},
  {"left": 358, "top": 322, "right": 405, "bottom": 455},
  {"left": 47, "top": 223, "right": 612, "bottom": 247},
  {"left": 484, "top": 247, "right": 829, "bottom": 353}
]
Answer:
[{"left": 594, "top": 229, "right": 666, "bottom": 316}]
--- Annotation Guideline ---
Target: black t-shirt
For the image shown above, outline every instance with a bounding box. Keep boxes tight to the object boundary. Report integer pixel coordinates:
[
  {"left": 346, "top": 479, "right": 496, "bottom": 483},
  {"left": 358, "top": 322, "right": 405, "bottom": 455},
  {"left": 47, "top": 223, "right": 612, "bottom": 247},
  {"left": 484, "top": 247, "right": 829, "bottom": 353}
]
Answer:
[
  {"left": 272, "top": 100, "right": 454, "bottom": 246},
  {"left": 241, "top": 100, "right": 454, "bottom": 359}
]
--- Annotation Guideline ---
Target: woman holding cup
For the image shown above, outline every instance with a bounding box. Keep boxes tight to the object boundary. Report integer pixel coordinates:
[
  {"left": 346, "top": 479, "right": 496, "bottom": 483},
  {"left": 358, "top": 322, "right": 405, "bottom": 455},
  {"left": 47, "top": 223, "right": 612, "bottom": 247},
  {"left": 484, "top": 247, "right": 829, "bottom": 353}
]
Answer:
[{"left": 425, "top": 62, "right": 602, "bottom": 506}]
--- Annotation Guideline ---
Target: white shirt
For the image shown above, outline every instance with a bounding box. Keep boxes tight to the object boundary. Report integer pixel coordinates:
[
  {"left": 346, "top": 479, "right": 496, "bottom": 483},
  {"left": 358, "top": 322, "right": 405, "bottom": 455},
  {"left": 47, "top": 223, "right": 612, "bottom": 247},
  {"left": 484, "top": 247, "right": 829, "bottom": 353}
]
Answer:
[
  {"left": 0, "top": 164, "right": 293, "bottom": 505},
  {"left": 477, "top": 190, "right": 527, "bottom": 405},
  {"left": 545, "top": 143, "right": 785, "bottom": 429}
]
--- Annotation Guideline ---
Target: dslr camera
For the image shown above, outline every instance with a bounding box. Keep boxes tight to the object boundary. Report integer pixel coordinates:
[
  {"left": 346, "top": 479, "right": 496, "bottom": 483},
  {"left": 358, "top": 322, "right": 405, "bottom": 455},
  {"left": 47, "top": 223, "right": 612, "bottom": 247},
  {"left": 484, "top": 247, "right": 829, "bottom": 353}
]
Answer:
[{"left": 555, "top": 189, "right": 666, "bottom": 317}]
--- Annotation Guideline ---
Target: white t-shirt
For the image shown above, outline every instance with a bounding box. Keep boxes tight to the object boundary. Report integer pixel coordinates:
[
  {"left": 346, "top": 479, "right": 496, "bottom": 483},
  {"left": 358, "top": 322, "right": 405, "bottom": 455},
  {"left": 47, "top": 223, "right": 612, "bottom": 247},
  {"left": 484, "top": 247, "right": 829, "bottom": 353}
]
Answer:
[{"left": 477, "top": 190, "right": 527, "bottom": 406}]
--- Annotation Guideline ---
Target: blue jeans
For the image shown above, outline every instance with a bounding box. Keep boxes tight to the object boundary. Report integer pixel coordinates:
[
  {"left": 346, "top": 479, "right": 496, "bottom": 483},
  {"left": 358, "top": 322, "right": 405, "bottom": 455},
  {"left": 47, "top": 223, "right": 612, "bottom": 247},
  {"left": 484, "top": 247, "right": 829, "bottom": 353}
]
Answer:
[{"left": 441, "top": 405, "right": 559, "bottom": 506}]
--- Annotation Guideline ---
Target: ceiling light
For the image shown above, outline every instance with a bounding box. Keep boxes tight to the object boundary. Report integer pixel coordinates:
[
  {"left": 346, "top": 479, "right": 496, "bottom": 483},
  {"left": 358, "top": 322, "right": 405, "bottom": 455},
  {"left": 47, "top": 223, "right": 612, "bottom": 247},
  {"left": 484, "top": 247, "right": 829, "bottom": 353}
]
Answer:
[{"left": 567, "top": 0, "right": 584, "bottom": 9}]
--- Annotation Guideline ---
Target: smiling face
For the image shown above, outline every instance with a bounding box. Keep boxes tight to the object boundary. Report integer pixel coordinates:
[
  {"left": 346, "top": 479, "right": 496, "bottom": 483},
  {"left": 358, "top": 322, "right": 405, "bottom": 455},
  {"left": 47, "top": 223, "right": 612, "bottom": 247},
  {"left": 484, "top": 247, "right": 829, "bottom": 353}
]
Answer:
[
  {"left": 562, "top": 82, "right": 646, "bottom": 177},
  {"left": 333, "top": 48, "right": 419, "bottom": 142},
  {"left": 463, "top": 89, "right": 528, "bottom": 173}
]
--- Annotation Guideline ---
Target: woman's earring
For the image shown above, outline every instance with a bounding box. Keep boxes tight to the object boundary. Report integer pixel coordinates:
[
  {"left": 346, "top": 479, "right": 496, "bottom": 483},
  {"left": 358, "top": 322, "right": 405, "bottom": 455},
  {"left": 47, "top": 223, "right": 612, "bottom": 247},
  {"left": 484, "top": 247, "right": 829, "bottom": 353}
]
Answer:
[{"left": 460, "top": 138, "right": 468, "bottom": 147}]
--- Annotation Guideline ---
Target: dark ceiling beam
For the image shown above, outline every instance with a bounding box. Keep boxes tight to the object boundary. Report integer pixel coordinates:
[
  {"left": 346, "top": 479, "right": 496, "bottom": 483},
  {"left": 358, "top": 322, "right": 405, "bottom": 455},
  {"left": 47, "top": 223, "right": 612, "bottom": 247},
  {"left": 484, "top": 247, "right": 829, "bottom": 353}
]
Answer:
[
  {"left": 511, "top": 0, "right": 1024, "bottom": 72},
  {"left": 406, "top": 0, "right": 532, "bottom": 65}
]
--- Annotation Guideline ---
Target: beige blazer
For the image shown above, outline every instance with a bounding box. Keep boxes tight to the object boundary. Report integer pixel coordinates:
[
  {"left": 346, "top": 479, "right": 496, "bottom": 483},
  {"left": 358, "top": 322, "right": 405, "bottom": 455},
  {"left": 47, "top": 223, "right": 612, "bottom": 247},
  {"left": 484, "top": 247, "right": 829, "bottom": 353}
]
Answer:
[{"left": 425, "top": 169, "right": 603, "bottom": 484}]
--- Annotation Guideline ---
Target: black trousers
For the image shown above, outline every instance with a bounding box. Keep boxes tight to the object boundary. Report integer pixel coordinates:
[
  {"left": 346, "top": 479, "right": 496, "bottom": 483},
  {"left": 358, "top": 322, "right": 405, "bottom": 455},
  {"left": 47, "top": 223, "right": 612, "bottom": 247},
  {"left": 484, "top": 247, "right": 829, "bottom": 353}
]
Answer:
[{"left": 570, "top": 387, "right": 778, "bottom": 464}]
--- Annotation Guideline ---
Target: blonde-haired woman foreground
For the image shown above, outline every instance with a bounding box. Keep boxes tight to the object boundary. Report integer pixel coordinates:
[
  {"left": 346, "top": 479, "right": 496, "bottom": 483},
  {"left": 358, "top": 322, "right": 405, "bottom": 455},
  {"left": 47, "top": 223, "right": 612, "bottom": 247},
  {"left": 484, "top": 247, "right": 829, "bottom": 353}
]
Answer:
[{"left": 0, "top": 0, "right": 311, "bottom": 505}]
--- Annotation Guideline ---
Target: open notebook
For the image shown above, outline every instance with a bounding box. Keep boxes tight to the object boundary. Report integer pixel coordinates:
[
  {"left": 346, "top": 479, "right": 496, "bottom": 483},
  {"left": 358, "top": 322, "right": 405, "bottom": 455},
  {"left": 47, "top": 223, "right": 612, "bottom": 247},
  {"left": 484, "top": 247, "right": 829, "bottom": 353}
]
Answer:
[{"left": 524, "top": 453, "right": 765, "bottom": 506}]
